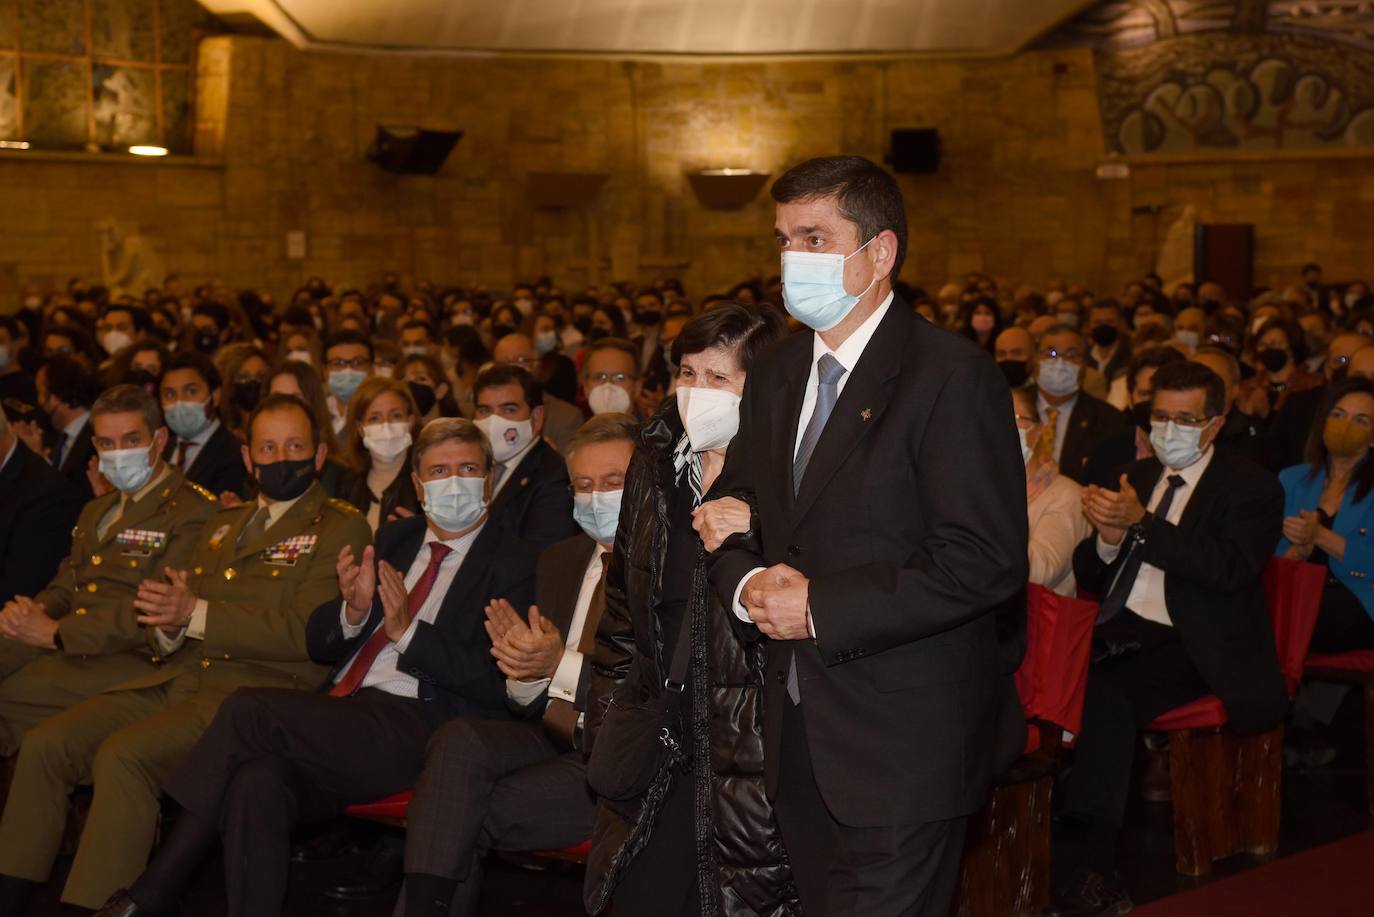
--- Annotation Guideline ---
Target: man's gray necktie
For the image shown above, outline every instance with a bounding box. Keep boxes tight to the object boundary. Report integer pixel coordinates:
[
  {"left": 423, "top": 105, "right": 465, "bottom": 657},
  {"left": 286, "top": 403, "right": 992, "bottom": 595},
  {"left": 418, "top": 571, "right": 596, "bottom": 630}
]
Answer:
[
  {"left": 786, "top": 352, "right": 846, "bottom": 704},
  {"left": 792, "top": 353, "right": 846, "bottom": 496}
]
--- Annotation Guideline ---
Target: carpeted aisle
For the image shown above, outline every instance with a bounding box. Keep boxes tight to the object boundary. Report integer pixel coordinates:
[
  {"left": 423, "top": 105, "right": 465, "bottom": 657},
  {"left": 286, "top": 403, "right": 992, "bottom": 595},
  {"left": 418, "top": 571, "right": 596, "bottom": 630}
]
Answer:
[{"left": 1133, "top": 830, "right": 1374, "bottom": 916}]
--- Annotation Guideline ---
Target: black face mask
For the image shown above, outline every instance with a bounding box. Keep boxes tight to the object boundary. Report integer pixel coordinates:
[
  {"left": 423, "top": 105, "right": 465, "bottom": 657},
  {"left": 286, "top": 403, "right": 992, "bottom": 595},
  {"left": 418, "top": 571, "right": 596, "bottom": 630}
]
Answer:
[
  {"left": 1090, "top": 324, "right": 1119, "bottom": 348},
  {"left": 194, "top": 330, "right": 219, "bottom": 354},
  {"left": 230, "top": 380, "right": 262, "bottom": 413},
  {"left": 408, "top": 381, "right": 437, "bottom": 417},
  {"left": 125, "top": 369, "right": 157, "bottom": 392},
  {"left": 585, "top": 326, "right": 609, "bottom": 343},
  {"left": 572, "top": 317, "right": 593, "bottom": 335},
  {"left": 1131, "top": 400, "right": 1153, "bottom": 434},
  {"left": 254, "top": 457, "right": 316, "bottom": 502},
  {"left": 491, "top": 323, "right": 516, "bottom": 341},
  {"left": 1258, "top": 348, "right": 1290, "bottom": 373},
  {"left": 998, "top": 360, "right": 1030, "bottom": 388},
  {"left": 1331, "top": 365, "right": 1350, "bottom": 383},
  {"left": 636, "top": 310, "right": 662, "bottom": 327}
]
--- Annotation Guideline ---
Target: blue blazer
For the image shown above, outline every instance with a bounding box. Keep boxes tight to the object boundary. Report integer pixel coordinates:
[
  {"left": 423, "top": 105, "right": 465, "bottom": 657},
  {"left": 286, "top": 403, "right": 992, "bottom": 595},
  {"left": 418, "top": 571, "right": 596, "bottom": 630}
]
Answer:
[{"left": 1277, "top": 464, "right": 1374, "bottom": 618}]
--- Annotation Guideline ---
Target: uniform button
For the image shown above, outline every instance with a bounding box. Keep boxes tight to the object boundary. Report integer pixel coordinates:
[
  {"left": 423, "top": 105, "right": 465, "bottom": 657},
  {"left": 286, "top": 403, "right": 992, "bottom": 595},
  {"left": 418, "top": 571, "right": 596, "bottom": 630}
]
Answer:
[
  {"left": 271, "top": 570, "right": 281, "bottom": 578},
  {"left": 129, "top": 560, "right": 138, "bottom": 569},
  {"left": 91, "top": 555, "right": 102, "bottom": 566},
  {"left": 194, "top": 566, "right": 203, "bottom": 575},
  {"left": 200, "top": 658, "right": 211, "bottom": 669},
  {"left": 224, "top": 568, "right": 236, "bottom": 581},
  {"left": 75, "top": 607, "right": 87, "bottom": 616},
  {"left": 86, "top": 583, "right": 97, "bottom": 593},
  {"left": 223, "top": 653, "right": 231, "bottom": 660},
  {"left": 787, "top": 545, "right": 801, "bottom": 557},
  {"left": 151, "top": 655, "right": 161, "bottom": 663}
]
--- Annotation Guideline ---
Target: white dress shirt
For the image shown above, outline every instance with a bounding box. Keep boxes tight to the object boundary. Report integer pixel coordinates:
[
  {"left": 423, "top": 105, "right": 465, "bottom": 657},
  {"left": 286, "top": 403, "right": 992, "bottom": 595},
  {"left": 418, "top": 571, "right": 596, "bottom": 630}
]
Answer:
[
  {"left": 176, "top": 417, "right": 220, "bottom": 471},
  {"left": 506, "top": 546, "right": 607, "bottom": 706},
  {"left": 1036, "top": 392, "right": 1077, "bottom": 464},
  {"left": 335, "top": 522, "right": 485, "bottom": 697},
  {"left": 733, "top": 291, "right": 895, "bottom": 630},
  {"left": 1095, "top": 447, "right": 1215, "bottom": 627},
  {"left": 154, "top": 489, "right": 308, "bottom": 654}
]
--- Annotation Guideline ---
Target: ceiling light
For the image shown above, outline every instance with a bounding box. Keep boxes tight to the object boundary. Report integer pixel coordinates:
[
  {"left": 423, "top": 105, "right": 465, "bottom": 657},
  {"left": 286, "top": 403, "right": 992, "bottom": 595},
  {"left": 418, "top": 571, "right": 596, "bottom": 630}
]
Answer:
[{"left": 129, "top": 145, "right": 169, "bottom": 157}]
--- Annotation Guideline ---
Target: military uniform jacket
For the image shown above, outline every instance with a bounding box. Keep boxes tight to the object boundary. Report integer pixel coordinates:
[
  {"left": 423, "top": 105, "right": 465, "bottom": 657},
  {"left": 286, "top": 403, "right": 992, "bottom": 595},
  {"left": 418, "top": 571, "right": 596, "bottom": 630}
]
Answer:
[
  {"left": 108, "top": 481, "right": 372, "bottom": 707},
  {"left": 36, "top": 465, "right": 217, "bottom": 664}
]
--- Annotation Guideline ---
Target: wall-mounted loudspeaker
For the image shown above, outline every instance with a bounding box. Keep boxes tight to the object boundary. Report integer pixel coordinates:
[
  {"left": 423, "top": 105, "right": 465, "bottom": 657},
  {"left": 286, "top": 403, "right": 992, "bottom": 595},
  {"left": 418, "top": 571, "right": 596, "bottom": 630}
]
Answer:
[
  {"left": 365, "top": 126, "right": 463, "bottom": 175},
  {"left": 888, "top": 129, "right": 941, "bottom": 174}
]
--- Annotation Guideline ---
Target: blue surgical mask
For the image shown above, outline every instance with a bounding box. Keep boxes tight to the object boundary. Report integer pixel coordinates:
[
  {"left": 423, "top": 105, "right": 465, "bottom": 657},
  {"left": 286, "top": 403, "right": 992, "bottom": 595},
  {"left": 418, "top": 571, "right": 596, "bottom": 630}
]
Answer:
[
  {"left": 534, "top": 330, "right": 559, "bottom": 355},
  {"left": 98, "top": 444, "right": 156, "bottom": 493},
  {"left": 573, "top": 489, "right": 623, "bottom": 546},
  {"left": 164, "top": 399, "right": 213, "bottom": 440},
  {"left": 780, "top": 237, "right": 877, "bottom": 332},
  {"left": 1036, "top": 358, "right": 1080, "bottom": 398},
  {"left": 1149, "top": 419, "right": 1213, "bottom": 470},
  {"left": 329, "top": 368, "right": 367, "bottom": 402},
  {"left": 421, "top": 474, "right": 488, "bottom": 532},
  {"left": 1174, "top": 330, "right": 1200, "bottom": 351}
]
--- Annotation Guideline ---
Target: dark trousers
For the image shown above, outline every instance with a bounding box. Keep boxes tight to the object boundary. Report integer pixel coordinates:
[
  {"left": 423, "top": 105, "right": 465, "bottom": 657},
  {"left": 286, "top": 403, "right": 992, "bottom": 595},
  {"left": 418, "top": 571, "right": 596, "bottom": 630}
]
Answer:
[
  {"left": 1059, "top": 612, "right": 1209, "bottom": 873},
  {"left": 772, "top": 696, "right": 967, "bottom": 917},
  {"left": 1309, "top": 575, "right": 1374, "bottom": 654},
  {"left": 399, "top": 718, "right": 593, "bottom": 917},
  {"left": 612, "top": 766, "right": 701, "bottom": 917},
  {"left": 163, "top": 687, "right": 433, "bottom": 917}
]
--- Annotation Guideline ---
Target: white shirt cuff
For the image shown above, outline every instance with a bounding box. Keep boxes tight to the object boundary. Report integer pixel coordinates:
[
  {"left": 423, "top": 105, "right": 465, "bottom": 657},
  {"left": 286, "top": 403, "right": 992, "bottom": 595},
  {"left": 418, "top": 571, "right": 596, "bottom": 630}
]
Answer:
[
  {"left": 732, "top": 567, "right": 767, "bottom": 622},
  {"left": 390, "top": 613, "right": 422, "bottom": 655},
  {"left": 185, "top": 599, "right": 209, "bottom": 641},
  {"left": 153, "top": 625, "right": 187, "bottom": 655},
  {"left": 549, "top": 648, "right": 582, "bottom": 702},
  {"left": 507, "top": 677, "right": 551, "bottom": 706},
  {"left": 1096, "top": 534, "right": 1123, "bottom": 564},
  {"left": 339, "top": 601, "right": 366, "bottom": 639}
]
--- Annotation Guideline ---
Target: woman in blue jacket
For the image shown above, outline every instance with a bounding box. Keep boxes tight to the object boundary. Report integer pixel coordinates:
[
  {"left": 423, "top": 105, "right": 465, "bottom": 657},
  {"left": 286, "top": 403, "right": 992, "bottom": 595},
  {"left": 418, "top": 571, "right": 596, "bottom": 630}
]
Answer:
[{"left": 1277, "top": 377, "right": 1374, "bottom": 652}]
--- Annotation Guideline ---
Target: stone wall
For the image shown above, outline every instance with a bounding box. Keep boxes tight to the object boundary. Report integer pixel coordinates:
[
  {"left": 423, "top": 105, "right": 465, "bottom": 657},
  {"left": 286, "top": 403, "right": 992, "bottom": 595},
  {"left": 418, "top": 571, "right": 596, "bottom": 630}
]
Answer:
[{"left": 0, "top": 34, "right": 1372, "bottom": 302}]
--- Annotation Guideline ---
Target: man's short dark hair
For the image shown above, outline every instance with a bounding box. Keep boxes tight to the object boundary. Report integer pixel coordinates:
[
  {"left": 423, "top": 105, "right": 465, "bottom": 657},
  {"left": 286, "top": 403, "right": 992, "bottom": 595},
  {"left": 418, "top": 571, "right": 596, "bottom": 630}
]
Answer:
[
  {"left": 161, "top": 350, "right": 222, "bottom": 393},
  {"left": 191, "top": 301, "right": 230, "bottom": 331},
  {"left": 248, "top": 393, "right": 319, "bottom": 449},
  {"left": 1088, "top": 298, "right": 1123, "bottom": 320},
  {"left": 399, "top": 319, "right": 437, "bottom": 341},
  {"left": 1127, "top": 346, "right": 1186, "bottom": 395},
  {"left": 671, "top": 303, "right": 788, "bottom": 374},
  {"left": 324, "top": 329, "right": 374, "bottom": 360},
  {"left": 1151, "top": 361, "right": 1225, "bottom": 418},
  {"left": 102, "top": 304, "right": 151, "bottom": 333},
  {"left": 92, "top": 383, "right": 163, "bottom": 433},
  {"left": 771, "top": 155, "right": 908, "bottom": 281},
  {"left": 474, "top": 364, "right": 543, "bottom": 410},
  {"left": 42, "top": 355, "right": 100, "bottom": 410}
]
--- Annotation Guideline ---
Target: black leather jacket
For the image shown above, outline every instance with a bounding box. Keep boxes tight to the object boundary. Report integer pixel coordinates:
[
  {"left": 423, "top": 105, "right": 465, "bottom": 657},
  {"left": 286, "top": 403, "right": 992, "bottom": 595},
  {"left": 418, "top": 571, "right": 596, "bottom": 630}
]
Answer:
[{"left": 584, "top": 397, "right": 800, "bottom": 916}]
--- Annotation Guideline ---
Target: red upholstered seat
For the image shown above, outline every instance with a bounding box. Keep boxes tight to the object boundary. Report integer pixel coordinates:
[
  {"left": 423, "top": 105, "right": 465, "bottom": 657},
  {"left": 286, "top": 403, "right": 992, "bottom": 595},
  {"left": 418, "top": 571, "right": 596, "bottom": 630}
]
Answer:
[
  {"left": 1307, "top": 650, "right": 1374, "bottom": 671},
  {"left": 1146, "top": 695, "right": 1227, "bottom": 731},
  {"left": 1015, "top": 585, "right": 1098, "bottom": 739}
]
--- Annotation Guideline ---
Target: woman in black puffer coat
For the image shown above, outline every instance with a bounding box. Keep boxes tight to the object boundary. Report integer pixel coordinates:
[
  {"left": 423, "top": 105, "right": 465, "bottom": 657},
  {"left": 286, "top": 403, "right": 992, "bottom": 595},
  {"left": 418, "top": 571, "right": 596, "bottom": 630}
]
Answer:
[{"left": 583, "top": 303, "right": 801, "bottom": 917}]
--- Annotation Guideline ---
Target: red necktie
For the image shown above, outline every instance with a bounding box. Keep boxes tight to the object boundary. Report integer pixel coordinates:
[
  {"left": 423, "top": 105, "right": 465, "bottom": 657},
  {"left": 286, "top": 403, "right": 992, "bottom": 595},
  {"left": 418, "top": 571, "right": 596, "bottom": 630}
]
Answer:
[
  {"left": 329, "top": 542, "right": 453, "bottom": 697},
  {"left": 177, "top": 440, "right": 191, "bottom": 469}
]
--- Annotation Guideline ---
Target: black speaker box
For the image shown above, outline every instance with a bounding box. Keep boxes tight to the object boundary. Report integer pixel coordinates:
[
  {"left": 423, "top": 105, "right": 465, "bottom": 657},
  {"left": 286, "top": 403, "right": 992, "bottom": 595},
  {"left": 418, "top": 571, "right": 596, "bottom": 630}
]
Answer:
[
  {"left": 366, "top": 126, "right": 463, "bottom": 175},
  {"left": 889, "top": 129, "right": 941, "bottom": 174}
]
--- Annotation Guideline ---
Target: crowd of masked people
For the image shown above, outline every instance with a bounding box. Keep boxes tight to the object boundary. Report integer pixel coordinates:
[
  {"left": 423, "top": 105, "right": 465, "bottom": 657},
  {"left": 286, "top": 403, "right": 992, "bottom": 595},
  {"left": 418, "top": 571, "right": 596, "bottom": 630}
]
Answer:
[{"left": 0, "top": 248, "right": 1368, "bottom": 917}]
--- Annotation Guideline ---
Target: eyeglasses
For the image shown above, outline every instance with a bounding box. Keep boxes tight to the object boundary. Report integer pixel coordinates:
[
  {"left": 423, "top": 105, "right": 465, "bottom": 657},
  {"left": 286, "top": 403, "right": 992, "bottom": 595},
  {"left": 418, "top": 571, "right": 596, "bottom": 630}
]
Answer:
[
  {"left": 1037, "top": 348, "right": 1083, "bottom": 362},
  {"left": 503, "top": 356, "right": 537, "bottom": 367},
  {"left": 326, "top": 357, "right": 372, "bottom": 370},
  {"left": 1149, "top": 411, "right": 1213, "bottom": 428},
  {"left": 588, "top": 371, "right": 635, "bottom": 385}
]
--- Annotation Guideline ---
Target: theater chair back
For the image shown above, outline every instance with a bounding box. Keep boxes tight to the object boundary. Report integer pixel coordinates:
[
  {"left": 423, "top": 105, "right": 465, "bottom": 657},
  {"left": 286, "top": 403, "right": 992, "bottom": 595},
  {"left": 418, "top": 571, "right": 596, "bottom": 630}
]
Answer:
[
  {"left": 1265, "top": 556, "right": 1327, "bottom": 694},
  {"left": 1014, "top": 585, "right": 1098, "bottom": 750}
]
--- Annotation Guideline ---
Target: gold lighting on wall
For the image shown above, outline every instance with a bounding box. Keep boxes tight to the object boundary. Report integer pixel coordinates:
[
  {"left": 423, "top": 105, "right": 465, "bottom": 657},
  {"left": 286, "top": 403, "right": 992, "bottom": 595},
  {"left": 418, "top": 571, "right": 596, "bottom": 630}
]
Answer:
[{"left": 687, "top": 169, "right": 771, "bottom": 210}]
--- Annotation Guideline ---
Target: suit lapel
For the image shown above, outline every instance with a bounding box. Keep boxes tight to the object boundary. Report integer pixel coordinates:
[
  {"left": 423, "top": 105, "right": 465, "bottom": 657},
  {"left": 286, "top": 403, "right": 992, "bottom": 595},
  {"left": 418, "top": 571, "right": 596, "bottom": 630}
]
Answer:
[
  {"left": 792, "top": 306, "right": 910, "bottom": 523},
  {"left": 233, "top": 483, "right": 326, "bottom": 561},
  {"left": 1176, "top": 452, "right": 1222, "bottom": 533},
  {"left": 772, "top": 341, "right": 811, "bottom": 522},
  {"left": 552, "top": 536, "right": 598, "bottom": 638},
  {"left": 104, "top": 468, "right": 178, "bottom": 541},
  {"left": 489, "top": 440, "right": 545, "bottom": 520},
  {"left": 433, "top": 519, "right": 502, "bottom": 623}
]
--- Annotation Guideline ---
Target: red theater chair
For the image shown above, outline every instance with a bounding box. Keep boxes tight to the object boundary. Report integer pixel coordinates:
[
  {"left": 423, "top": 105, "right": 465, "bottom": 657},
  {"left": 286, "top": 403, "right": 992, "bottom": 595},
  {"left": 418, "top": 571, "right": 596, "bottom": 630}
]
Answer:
[
  {"left": 1147, "top": 556, "right": 1325, "bottom": 876},
  {"left": 954, "top": 585, "right": 1099, "bottom": 917},
  {"left": 343, "top": 790, "right": 592, "bottom": 864},
  {"left": 1304, "top": 647, "right": 1374, "bottom": 814}
]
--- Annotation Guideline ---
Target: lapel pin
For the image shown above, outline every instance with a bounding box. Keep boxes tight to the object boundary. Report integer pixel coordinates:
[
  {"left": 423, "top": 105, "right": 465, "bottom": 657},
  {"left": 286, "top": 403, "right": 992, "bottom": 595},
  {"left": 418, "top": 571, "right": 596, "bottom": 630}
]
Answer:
[{"left": 861, "top": 408, "right": 873, "bottom": 421}]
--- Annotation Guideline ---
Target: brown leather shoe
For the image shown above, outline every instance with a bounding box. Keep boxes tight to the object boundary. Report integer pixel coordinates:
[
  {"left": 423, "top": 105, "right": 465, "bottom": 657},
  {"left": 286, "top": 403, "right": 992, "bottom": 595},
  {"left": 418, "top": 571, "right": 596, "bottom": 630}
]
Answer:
[{"left": 1141, "top": 745, "right": 1171, "bottom": 803}]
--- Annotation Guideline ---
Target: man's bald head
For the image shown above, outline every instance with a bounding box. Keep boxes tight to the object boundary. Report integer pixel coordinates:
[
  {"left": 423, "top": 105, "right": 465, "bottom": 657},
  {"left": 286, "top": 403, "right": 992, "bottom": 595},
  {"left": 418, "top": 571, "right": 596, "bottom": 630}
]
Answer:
[
  {"left": 994, "top": 326, "right": 1033, "bottom": 363},
  {"left": 1348, "top": 345, "right": 1374, "bottom": 382},
  {"left": 1328, "top": 333, "right": 1370, "bottom": 381},
  {"left": 492, "top": 333, "right": 537, "bottom": 366}
]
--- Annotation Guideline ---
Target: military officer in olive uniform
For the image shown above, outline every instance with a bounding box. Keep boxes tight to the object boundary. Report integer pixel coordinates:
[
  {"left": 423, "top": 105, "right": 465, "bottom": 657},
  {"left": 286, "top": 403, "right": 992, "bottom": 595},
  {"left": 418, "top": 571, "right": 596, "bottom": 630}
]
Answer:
[
  {"left": 0, "top": 385, "right": 217, "bottom": 752},
  {"left": 0, "top": 394, "right": 371, "bottom": 913}
]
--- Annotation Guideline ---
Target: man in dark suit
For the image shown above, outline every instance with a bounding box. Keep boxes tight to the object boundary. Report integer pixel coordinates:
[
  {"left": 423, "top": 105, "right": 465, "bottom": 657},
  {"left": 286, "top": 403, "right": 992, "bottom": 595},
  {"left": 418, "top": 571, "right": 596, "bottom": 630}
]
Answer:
[
  {"left": 1033, "top": 325, "right": 1131, "bottom": 485},
  {"left": 94, "top": 418, "right": 535, "bottom": 917},
  {"left": 159, "top": 351, "right": 249, "bottom": 499},
  {"left": 706, "top": 156, "right": 1028, "bottom": 916},
  {"left": 395, "top": 413, "right": 636, "bottom": 917},
  {"left": 1085, "top": 299, "right": 1132, "bottom": 383},
  {"left": 1049, "top": 361, "right": 1288, "bottom": 916},
  {"left": 474, "top": 365, "right": 579, "bottom": 552},
  {"left": 38, "top": 356, "right": 100, "bottom": 501},
  {"left": 0, "top": 404, "right": 83, "bottom": 616},
  {"left": 1262, "top": 333, "right": 1370, "bottom": 472}
]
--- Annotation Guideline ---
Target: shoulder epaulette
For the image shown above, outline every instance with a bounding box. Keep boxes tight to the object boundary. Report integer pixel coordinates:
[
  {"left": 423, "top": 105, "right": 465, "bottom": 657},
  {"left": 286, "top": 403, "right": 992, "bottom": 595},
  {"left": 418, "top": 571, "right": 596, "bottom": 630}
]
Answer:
[
  {"left": 185, "top": 481, "right": 218, "bottom": 503},
  {"left": 326, "top": 497, "right": 361, "bottom": 514}
]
